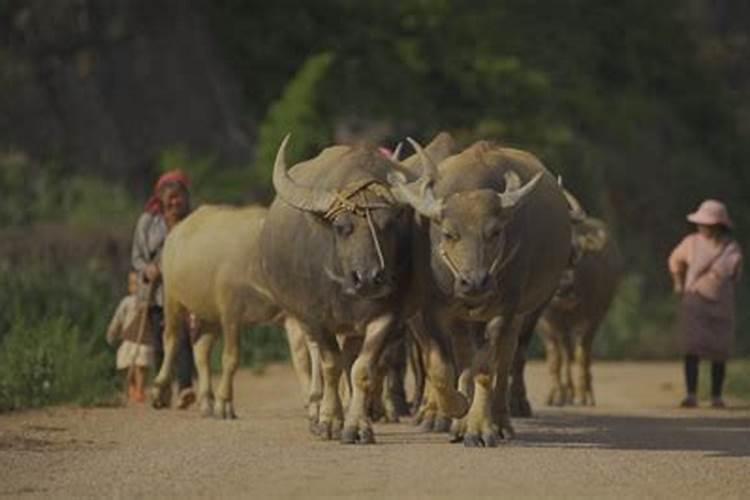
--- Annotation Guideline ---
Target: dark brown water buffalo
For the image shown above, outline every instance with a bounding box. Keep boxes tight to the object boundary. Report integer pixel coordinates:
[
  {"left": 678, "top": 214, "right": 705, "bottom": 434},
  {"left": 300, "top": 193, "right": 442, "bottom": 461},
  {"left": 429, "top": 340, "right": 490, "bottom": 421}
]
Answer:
[
  {"left": 259, "top": 135, "right": 465, "bottom": 444},
  {"left": 389, "top": 139, "right": 571, "bottom": 447},
  {"left": 537, "top": 192, "right": 622, "bottom": 406}
]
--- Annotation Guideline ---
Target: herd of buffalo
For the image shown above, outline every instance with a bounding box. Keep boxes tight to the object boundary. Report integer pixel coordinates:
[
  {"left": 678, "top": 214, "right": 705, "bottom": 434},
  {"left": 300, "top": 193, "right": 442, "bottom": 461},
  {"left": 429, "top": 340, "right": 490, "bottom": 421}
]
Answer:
[{"left": 151, "top": 131, "right": 620, "bottom": 447}]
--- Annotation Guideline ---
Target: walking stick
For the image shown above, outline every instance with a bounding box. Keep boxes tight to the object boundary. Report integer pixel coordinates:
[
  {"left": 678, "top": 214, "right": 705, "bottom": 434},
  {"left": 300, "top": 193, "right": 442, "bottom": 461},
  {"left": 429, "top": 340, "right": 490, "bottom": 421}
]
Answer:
[{"left": 125, "top": 280, "right": 155, "bottom": 401}]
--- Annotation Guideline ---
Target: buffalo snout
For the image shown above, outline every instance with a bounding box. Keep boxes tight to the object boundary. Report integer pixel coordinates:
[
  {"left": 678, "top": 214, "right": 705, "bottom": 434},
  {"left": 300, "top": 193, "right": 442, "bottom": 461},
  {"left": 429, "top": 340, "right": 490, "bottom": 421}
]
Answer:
[{"left": 455, "top": 270, "right": 493, "bottom": 299}]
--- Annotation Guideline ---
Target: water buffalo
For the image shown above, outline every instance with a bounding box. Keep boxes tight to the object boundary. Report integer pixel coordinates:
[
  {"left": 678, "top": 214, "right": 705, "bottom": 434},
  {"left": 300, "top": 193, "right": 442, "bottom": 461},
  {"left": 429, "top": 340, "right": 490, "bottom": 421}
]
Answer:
[
  {"left": 151, "top": 205, "right": 282, "bottom": 417},
  {"left": 389, "top": 139, "right": 571, "bottom": 447},
  {"left": 537, "top": 191, "right": 622, "bottom": 406},
  {"left": 259, "top": 135, "right": 465, "bottom": 444}
]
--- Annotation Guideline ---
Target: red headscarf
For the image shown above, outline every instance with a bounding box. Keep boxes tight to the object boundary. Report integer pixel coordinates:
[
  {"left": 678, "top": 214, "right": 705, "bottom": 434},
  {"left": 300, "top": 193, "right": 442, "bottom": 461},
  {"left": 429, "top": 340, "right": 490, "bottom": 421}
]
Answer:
[{"left": 144, "top": 169, "right": 191, "bottom": 214}]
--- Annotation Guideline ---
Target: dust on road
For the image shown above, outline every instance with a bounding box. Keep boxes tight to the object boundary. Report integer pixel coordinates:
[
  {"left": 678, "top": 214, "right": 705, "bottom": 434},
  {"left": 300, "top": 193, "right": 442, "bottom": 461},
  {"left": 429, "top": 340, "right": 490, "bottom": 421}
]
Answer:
[{"left": 1, "top": 362, "right": 748, "bottom": 498}]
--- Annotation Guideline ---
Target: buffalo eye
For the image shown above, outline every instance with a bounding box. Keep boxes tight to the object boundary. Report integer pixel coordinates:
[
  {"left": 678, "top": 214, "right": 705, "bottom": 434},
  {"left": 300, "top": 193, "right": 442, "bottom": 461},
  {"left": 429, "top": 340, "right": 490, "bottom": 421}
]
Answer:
[
  {"left": 441, "top": 227, "right": 459, "bottom": 242},
  {"left": 485, "top": 226, "right": 502, "bottom": 240},
  {"left": 333, "top": 218, "right": 354, "bottom": 237}
]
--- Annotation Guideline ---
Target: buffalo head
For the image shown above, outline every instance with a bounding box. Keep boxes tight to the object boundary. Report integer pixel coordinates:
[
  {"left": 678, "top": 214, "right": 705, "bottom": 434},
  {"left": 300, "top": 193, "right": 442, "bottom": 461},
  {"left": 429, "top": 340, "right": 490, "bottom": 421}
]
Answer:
[
  {"left": 389, "top": 139, "right": 541, "bottom": 304},
  {"left": 273, "top": 135, "right": 408, "bottom": 299}
]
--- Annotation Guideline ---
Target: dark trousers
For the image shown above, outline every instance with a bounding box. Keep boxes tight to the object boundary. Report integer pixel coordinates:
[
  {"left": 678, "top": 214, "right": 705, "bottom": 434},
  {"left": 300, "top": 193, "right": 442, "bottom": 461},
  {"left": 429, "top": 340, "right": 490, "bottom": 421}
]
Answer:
[
  {"left": 150, "top": 306, "right": 195, "bottom": 391},
  {"left": 684, "top": 354, "right": 725, "bottom": 397}
]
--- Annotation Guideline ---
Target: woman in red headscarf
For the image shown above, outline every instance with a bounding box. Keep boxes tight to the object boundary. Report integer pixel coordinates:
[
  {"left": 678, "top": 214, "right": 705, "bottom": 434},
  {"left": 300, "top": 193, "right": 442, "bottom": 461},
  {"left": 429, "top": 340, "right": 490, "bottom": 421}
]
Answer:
[
  {"left": 131, "top": 169, "right": 196, "bottom": 409},
  {"left": 668, "top": 199, "right": 743, "bottom": 408}
]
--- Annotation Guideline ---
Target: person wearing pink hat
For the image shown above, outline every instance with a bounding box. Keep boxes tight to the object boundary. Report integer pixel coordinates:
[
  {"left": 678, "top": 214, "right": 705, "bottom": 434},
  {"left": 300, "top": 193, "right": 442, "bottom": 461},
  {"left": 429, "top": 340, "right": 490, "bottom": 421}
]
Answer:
[{"left": 668, "top": 199, "right": 743, "bottom": 408}]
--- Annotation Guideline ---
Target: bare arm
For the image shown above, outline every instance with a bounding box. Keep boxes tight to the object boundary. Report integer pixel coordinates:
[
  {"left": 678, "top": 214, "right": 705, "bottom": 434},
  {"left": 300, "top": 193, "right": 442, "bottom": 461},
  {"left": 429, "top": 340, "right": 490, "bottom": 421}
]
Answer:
[{"left": 106, "top": 299, "right": 128, "bottom": 346}]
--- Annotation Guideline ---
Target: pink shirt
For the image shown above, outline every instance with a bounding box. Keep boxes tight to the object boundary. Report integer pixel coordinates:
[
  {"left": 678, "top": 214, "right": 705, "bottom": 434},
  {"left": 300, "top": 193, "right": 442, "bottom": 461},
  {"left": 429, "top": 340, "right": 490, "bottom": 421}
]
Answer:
[{"left": 668, "top": 233, "right": 742, "bottom": 301}]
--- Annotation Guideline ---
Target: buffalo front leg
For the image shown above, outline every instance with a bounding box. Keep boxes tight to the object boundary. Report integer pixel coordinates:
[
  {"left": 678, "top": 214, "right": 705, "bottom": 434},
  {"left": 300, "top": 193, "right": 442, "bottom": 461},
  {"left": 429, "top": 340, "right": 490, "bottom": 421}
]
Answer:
[
  {"left": 193, "top": 330, "right": 217, "bottom": 417},
  {"left": 314, "top": 333, "right": 344, "bottom": 440},
  {"left": 490, "top": 316, "right": 522, "bottom": 441},
  {"left": 151, "top": 298, "right": 184, "bottom": 409},
  {"left": 341, "top": 315, "right": 394, "bottom": 444},
  {"left": 454, "top": 316, "right": 519, "bottom": 447},
  {"left": 510, "top": 311, "right": 541, "bottom": 418}
]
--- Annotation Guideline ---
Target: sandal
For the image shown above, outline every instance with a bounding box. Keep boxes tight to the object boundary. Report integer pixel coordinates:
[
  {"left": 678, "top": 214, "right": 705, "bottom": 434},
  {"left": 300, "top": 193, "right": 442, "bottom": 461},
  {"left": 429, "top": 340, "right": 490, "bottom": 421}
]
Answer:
[
  {"left": 679, "top": 395, "right": 698, "bottom": 408},
  {"left": 710, "top": 398, "right": 726, "bottom": 409}
]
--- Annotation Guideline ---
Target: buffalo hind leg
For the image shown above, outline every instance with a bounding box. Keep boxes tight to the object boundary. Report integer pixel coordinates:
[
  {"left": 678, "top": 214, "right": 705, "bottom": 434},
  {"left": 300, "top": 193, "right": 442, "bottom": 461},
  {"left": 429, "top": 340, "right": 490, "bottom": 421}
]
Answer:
[
  {"left": 193, "top": 328, "right": 218, "bottom": 417},
  {"left": 151, "top": 297, "right": 185, "bottom": 409},
  {"left": 574, "top": 329, "right": 596, "bottom": 406},
  {"left": 285, "top": 317, "right": 312, "bottom": 407},
  {"left": 214, "top": 316, "right": 240, "bottom": 419}
]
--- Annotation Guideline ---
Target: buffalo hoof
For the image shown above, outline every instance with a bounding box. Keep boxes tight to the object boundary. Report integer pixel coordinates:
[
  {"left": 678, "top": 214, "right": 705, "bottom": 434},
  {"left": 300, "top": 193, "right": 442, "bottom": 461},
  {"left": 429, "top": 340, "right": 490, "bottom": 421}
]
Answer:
[
  {"left": 308, "top": 418, "right": 319, "bottom": 435},
  {"left": 315, "top": 420, "right": 342, "bottom": 441},
  {"left": 150, "top": 385, "right": 171, "bottom": 409},
  {"left": 341, "top": 426, "right": 376, "bottom": 445},
  {"left": 433, "top": 416, "right": 452, "bottom": 433},
  {"left": 214, "top": 400, "right": 237, "bottom": 420},
  {"left": 417, "top": 412, "right": 436, "bottom": 433},
  {"left": 199, "top": 395, "right": 215, "bottom": 417},
  {"left": 463, "top": 431, "right": 499, "bottom": 448}
]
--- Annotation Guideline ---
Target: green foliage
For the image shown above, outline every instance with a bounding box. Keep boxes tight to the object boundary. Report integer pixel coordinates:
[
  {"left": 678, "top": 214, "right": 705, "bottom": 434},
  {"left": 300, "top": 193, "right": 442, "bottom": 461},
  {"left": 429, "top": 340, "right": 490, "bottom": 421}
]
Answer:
[
  {"left": 0, "top": 152, "right": 138, "bottom": 230},
  {"left": 725, "top": 359, "right": 750, "bottom": 400},
  {"left": 239, "top": 326, "right": 289, "bottom": 372},
  {"left": 255, "top": 52, "right": 335, "bottom": 188},
  {"left": 0, "top": 317, "right": 116, "bottom": 412},
  {"left": 596, "top": 274, "right": 678, "bottom": 359},
  {"left": 157, "top": 146, "right": 257, "bottom": 204}
]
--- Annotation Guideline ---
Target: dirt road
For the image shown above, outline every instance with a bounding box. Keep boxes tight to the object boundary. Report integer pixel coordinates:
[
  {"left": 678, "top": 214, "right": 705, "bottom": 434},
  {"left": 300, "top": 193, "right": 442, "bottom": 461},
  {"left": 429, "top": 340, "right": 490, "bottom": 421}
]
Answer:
[{"left": 1, "top": 361, "right": 748, "bottom": 498}]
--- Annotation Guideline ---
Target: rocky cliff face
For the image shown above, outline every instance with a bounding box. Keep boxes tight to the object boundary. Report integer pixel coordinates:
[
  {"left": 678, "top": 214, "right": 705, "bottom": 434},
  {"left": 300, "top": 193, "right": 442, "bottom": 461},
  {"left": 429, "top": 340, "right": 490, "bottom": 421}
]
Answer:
[{"left": 0, "top": 0, "right": 253, "bottom": 181}]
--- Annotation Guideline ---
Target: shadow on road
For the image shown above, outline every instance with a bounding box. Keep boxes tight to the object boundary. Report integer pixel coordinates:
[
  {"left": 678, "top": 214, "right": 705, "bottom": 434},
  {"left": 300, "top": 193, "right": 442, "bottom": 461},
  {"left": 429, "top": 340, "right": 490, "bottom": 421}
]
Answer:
[{"left": 515, "top": 411, "right": 750, "bottom": 458}]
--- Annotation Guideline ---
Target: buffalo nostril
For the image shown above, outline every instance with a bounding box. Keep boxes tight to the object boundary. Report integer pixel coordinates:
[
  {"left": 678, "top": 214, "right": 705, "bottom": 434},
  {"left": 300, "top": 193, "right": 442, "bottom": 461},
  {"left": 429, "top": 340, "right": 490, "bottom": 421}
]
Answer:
[
  {"left": 477, "top": 273, "right": 490, "bottom": 290},
  {"left": 352, "top": 271, "right": 363, "bottom": 288},
  {"left": 372, "top": 269, "right": 386, "bottom": 285}
]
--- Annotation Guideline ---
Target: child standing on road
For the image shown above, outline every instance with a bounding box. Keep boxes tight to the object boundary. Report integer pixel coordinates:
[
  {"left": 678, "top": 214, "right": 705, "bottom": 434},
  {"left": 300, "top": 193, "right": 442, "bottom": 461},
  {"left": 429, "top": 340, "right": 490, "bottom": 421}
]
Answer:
[
  {"left": 668, "top": 199, "right": 743, "bottom": 408},
  {"left": 107, "top": 271, "right": 154, "bottom": 403}
]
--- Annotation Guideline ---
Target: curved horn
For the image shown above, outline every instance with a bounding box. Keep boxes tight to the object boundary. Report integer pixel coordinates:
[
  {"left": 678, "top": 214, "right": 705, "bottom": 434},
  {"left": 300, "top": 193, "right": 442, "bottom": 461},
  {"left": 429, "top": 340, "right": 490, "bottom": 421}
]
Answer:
[
  {"left": 272, "top": 134, "right": 337, "bottom": 213},
  {"left": 563, "top": 189, "right": 587, "bottom": 222},
  {"left": 390, "top": 142, "right": 403, "bottom": 162},
  {"left": 388, "top": 176, "right": 443, "bottom": 219},
  {"left": 504, "top": 171, "right": 522, "bottom": 191},
  {"left": 498, "top": 172, "right": 543, "bottom": 209},
  {"left": 406, "top": 137, "right": 439, "bottom": 182}
]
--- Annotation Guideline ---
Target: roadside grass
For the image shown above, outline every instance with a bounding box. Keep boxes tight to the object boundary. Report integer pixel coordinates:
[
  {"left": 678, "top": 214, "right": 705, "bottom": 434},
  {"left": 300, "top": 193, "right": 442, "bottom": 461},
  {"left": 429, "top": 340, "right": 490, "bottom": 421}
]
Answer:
[{"left": 725, "top": 359, "right": 750, "bottom": 401}]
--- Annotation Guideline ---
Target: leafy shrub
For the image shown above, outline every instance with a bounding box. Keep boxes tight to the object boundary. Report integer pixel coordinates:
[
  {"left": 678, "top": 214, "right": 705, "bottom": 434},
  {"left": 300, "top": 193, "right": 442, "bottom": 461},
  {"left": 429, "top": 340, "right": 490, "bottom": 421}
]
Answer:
[
  {"left": 725, "top": 359, "right": 750, "bottom": 401},
  {"left": 595, "top": 273, "right": 678, "bottom": 359},
  {"left": 255, "top": 52, "right": 335, "bottom": 188},
  {"left": 0, "top": 317, "right": 116, "bottom": 412}
]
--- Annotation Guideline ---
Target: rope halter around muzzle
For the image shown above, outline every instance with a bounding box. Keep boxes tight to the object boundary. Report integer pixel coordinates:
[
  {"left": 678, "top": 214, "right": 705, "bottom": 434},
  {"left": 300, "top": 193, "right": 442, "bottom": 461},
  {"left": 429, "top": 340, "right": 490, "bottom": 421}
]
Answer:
[
  {"left": 438, "top": 231, "right": 520, "bottom": 287},
  {"left": 322, "top": 179, "right": 396, "bottom": 272}
]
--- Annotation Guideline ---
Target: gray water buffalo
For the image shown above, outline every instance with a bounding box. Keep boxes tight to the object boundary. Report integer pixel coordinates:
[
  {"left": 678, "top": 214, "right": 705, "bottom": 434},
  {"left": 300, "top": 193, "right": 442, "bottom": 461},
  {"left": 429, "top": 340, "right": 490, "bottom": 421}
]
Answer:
[
  {"left": 259, "top": 135, "right": 464, "bottom": 444},
  {"left": 537, "top": 191, "right": 622, "bottom": 406},
  {"left": 389, "top": 138, "right": 571, "bottom": 447}
]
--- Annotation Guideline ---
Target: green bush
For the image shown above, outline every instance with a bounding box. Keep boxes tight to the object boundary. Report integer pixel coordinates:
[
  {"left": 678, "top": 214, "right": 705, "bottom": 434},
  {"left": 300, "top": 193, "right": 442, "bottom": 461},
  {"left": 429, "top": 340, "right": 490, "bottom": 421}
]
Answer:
[
  {"left": 0, "top": 317, "right": 116, "bottom": 411},
  {"left": 255, "top": 52, "right": 335, "bottom": 189},
  {"left": 725, "top": 359, "right": 750, "bottom": 401},
  {"left": 595, "top": 273, "right": 678, "bottom": 359}
]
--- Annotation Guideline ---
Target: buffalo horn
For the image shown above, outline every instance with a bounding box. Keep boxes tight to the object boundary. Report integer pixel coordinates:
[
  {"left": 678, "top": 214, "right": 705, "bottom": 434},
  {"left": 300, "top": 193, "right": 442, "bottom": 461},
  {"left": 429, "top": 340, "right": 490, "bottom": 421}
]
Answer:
[
  {"left": 272, "top": 134, "right": 338, "bottom": 213},
  {"left": 497, "top": 172, "right": 543, "bottom": 209}
]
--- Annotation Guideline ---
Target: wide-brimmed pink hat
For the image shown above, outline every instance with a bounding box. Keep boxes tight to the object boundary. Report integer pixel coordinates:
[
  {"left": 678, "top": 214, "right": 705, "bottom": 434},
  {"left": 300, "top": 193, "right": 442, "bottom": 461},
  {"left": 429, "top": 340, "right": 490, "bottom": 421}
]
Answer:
[{"left": 687, "top": 199, "right": 733, "bottom": 228}]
